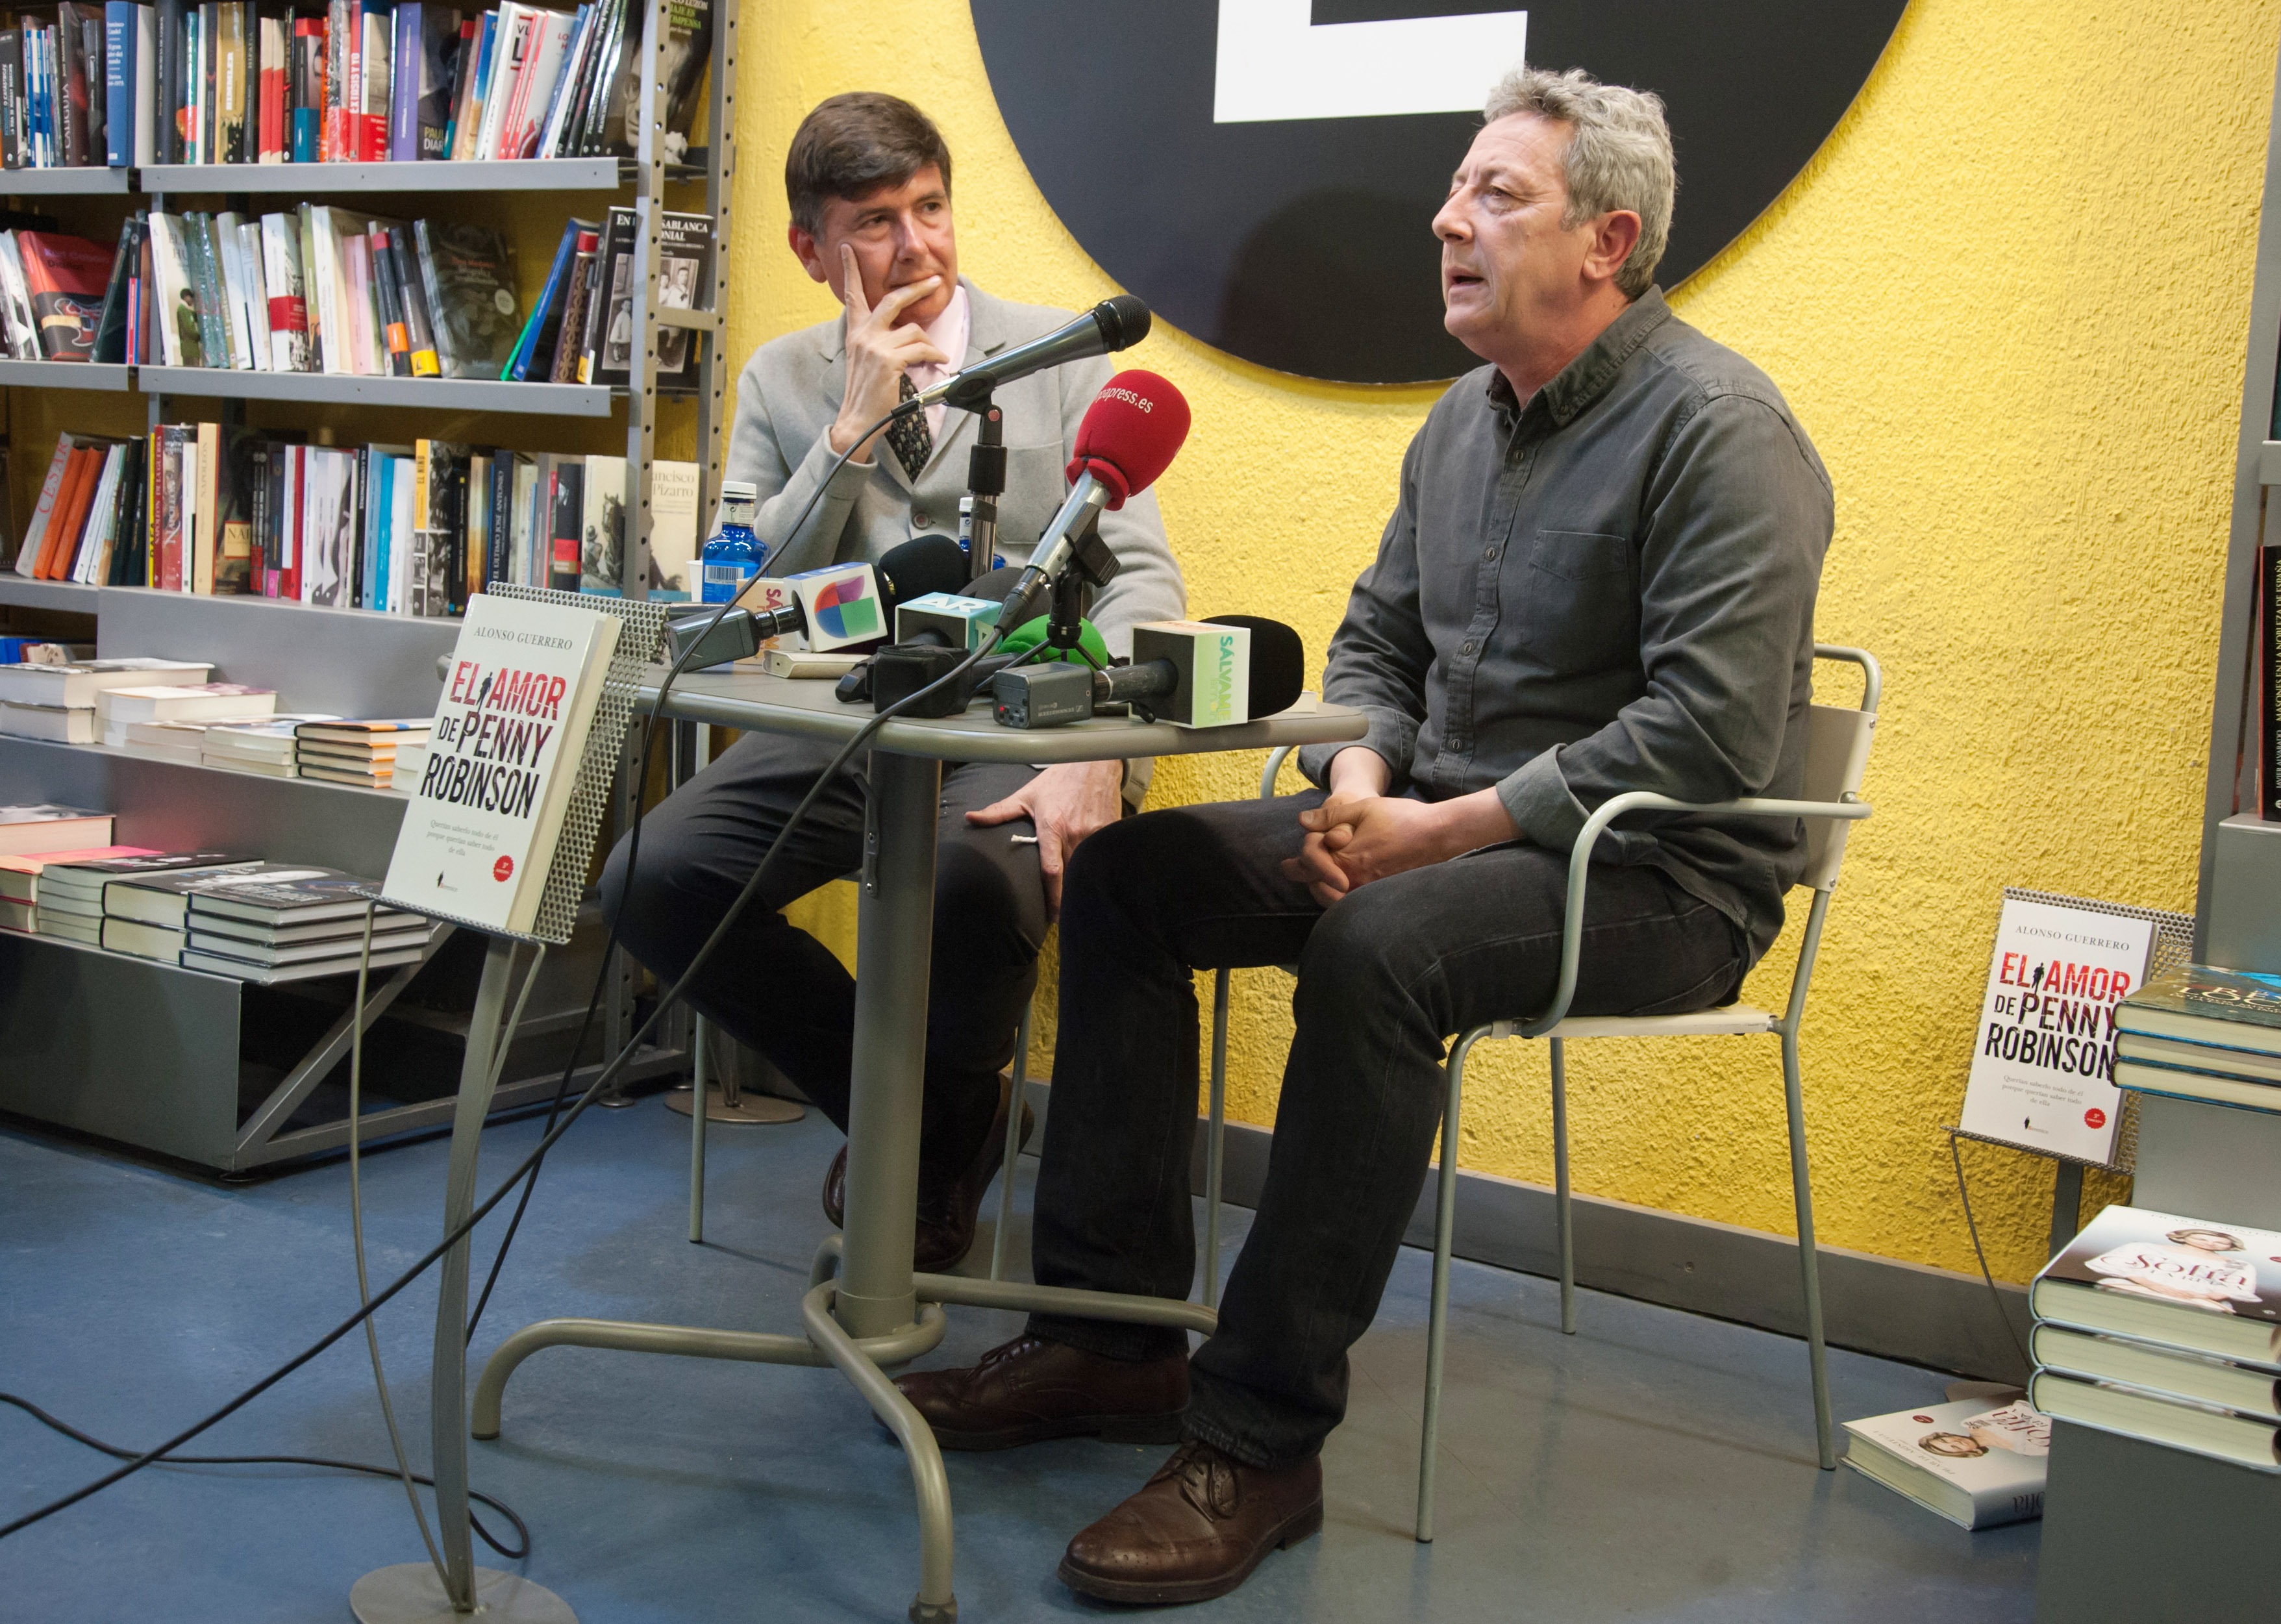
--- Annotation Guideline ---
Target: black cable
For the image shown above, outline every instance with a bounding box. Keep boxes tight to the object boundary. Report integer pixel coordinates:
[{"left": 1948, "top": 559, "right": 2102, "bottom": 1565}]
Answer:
[
  {"left": 0, "top": 1392, "right": 530, "bottom": 1560},
  {"left": 1, "top": 505, "right": 1001, "bottom": 1542},
  {"left": 464, "top": 408, "right": 907, "bottom": 1343},
  {"left": 1949, "top": 1134, "right": 2032, "bottom": 1373}
]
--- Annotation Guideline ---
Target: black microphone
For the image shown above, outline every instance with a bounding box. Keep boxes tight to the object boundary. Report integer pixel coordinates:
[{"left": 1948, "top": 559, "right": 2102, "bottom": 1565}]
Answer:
[{"left": 905, "top": 296, "right": 1151, "bottom": 412}]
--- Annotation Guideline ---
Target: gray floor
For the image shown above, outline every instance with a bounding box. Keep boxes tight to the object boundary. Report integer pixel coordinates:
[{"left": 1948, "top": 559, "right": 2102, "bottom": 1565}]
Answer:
[{"left": 0, "top": 1097, "right": 2041, "bottom": 1621}]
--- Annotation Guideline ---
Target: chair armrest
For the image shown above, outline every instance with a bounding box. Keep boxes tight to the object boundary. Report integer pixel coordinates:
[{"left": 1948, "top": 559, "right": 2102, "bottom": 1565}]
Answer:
[{"left": 1519, "top": 790, "right": 1873, "bottom": 1039}]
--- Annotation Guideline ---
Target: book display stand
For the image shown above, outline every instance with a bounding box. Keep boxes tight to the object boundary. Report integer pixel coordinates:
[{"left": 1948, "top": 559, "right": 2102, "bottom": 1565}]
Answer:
[
  {"left": 349, "top": 583, "right": 667, "bottom": 1624},
  {"left": 0, "top": 0, "right": 738, "bottom": 1171},
  {"left": 1943, "top": 888, "right": 2193, "bottom": 1257},
  {"left": 2036, "top": 40, "right": 2281, "bottom": 1623}
]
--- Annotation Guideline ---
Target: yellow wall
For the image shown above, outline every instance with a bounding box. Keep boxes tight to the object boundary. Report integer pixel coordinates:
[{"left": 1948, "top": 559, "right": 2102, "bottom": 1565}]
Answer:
[{"left": 749, "top": 0, "right": 2281, "bottom": 1286}]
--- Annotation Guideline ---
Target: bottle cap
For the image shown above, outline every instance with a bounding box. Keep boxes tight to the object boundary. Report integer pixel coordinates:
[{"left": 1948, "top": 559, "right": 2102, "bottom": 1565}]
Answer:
[{"left": 719, "top": 479, "right": 758, "bottom": 505}]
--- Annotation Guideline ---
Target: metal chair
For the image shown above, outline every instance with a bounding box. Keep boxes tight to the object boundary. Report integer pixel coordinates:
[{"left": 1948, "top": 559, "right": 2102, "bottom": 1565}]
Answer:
[{"left": 1199, "top": 647, "right": 1880, "bottom": 1539}]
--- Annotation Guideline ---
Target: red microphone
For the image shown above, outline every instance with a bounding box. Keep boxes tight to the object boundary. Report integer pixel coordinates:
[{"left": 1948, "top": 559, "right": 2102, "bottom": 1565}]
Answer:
[
  {"left": 1066, "top": 369, "right": 1192, "bottom": 507},
  {"left": 995, "top": 371, "right": 1192, "bottom": 631}
]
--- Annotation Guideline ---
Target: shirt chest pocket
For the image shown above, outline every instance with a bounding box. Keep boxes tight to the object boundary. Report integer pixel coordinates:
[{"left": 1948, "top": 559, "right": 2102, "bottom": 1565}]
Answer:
[{"left": 1510, "top": 529, "right": 1638, "bottom": 671}]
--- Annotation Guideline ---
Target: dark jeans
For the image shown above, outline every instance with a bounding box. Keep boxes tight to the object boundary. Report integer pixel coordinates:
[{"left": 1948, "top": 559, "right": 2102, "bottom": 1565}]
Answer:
[
  {"left": 598, "top": 731, "right": 1047, "bottom": 1180},
  {"left": 1028, "top": 792, "right": 1749, "bottom": 1469}
]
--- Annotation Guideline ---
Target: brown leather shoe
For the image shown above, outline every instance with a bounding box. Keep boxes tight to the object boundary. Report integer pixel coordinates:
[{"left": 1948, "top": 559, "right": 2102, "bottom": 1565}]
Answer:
[
  {"left": 893, "top": 1333, "right": 1188, "bottom": 1451},
  {"left": 1058, "top": 1439, "right": 1323, "bottom": 1605},
  {"left": 821, "top": 1074, "right": 1034, "bottom": 1273}
]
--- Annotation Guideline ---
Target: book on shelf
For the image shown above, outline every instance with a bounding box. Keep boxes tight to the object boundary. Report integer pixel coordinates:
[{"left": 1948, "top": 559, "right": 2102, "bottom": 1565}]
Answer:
[
  {"left": 95, "top": 680, "right": 274, "bottom": 736},
  {"left": 0, "top": 842, "right": 155, "bottom": 908},
  {"left": 0, "top": 655, "right": 210, "bottom": 701},
  {"left": 118, "top": 716, "right": 215, "bottom": 762},
  {"left": 0, "top": 699, "right": 98, "bottom": 741},
  {"left": 0, "top": 803, "right": 113, "bottom": 854},
  {"left": 380, "top": 588, "right": 619, "bottom": 933},
  {"left": 414, "top": 219, "right": 516, "bottom": 379},
  {"left": 1841, "top": 1396, "right": 2049, "bottom": 1529},
  {"left": 36, "top": 849, "right": 257, "bottom": 925},
  {"left": 586, "top": 205, "right": 710, "bottom": 390},
  {"left": 2032, "top": 1205, "right": 2281, "bottom": 1369},
  {"left": 2113, "top": 964, "right": 2281, "bottom": 1111},
  {"left": 109, "top": 858, "right": 375, "bottom": 926}
]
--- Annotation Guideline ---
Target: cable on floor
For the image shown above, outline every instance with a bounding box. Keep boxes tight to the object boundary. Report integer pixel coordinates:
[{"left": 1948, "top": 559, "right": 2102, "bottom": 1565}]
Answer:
[{"left": 0, "top": 1392, "right": 530, "bottom": 1559}]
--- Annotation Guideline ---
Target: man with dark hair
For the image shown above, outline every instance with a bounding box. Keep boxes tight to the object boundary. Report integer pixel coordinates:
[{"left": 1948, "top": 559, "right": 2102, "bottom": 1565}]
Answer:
[
  {"left": 896, "top": 68, "right": 1833, "bottom": 1603},
  {"left": 599, "top": 93, "right": 1184, "bottom": 1271}
]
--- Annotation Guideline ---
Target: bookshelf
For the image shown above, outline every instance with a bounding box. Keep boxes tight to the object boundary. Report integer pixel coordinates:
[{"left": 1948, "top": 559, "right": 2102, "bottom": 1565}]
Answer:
[{"left": 0, "top": 0, "right": 737, "bottom": 1167}]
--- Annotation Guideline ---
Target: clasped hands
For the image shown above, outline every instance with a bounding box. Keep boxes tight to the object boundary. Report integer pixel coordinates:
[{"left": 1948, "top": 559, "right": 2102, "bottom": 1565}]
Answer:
[{"left": 1281, "top": 747, "right": 1521, "bottom": 909}]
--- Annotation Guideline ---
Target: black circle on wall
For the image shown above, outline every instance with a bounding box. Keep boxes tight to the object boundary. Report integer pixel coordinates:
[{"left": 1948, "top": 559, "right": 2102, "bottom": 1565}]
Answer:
[{"left": 971, "top": 1, "right": 1906, "bottom": 384}]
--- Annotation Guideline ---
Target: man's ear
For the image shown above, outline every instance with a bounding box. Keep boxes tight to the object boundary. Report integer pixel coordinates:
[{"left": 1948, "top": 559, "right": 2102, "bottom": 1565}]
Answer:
[
  {"left": 788, "top": 221, "right": 830, "bottom": 287},
  {"left": 1584, "top": 210, "right": 1643, "bottom": 288}
]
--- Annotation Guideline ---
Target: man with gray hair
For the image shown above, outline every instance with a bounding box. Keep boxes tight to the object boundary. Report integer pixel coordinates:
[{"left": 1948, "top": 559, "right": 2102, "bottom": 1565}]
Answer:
[{"left": 898, "top": 67, "right": 1834, "bottom": 1602}]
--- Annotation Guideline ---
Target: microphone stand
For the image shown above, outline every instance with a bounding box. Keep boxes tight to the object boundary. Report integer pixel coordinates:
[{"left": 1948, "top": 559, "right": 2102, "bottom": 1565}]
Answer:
[{"left": 964, "top": 396, "right": 1005, "bottom": 584}]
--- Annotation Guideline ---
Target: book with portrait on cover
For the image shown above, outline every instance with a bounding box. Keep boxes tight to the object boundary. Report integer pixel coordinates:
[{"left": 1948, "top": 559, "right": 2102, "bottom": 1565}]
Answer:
[
  {"left": 381, "top": 592, "right": 620, "bottom": 936},
  {"left": 1842, "top": 1397, "right": 2049, "bottom": 1529},
  {"left": 2030, "top": 1205, "right": 2281, "bottom": 1369}
]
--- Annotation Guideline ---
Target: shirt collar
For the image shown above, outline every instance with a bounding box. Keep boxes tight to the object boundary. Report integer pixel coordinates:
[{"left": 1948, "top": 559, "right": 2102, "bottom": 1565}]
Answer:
[
  {"left": 906, "top": 284, "right": 971, "bottom": 384},
  {"left": 1485, "top": 287, "right": 1672, "bottom": 427}
]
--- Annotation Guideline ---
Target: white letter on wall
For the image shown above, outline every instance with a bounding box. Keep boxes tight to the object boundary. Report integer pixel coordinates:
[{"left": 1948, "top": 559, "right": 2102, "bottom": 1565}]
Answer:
[{"left": 1214, "top": 1, "right": 1530, "bottom": 124}]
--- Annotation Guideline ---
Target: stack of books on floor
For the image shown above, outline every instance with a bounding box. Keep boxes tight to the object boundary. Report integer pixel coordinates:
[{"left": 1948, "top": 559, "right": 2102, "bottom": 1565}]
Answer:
[
  {"left": 2028, "top": 1205, "right": 2281, "bottom": 1473},
  {"left": 295, "top": 719, "right": 429, "bottom": 787},
  {"left": 0, "top": 840, "right": 153, "bottom": 932},
  {"left": 2114, "top": 965, "right": 2281, "bottom": 1113},
  {"left": 24, "top": 847, "right": 249, "bottom": 945},
  {"left": 0, "top": 655, "right": 210, "bottom": 742},
  {"left": 1841, "top": 1395, "right": 2051, "bottom": 1529},
  {"left": 101, "top": 861, "right": 433, "bottom": 981}
]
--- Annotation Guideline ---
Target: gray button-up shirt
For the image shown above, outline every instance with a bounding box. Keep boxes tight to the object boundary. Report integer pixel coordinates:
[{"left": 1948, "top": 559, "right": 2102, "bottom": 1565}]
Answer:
[{"left": 1297, "top": 289, "right": 1834, "bottom": 961}]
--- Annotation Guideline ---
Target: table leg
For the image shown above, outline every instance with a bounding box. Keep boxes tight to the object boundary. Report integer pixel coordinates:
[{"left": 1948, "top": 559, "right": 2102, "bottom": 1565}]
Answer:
[
  {"left": 353, "top": 938, "right": 575, "bottom": 1624},
  {"left": 836, "top": 748, "right": 958, "bottom": 1621}
]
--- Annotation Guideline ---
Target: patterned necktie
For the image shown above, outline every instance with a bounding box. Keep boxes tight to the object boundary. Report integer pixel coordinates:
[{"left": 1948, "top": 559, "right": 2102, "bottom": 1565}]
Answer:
[{"left": 887, "top": 373, "right": 933, "bottom": 482}]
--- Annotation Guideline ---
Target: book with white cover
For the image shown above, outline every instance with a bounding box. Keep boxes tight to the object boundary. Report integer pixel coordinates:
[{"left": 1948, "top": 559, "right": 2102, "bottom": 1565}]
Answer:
[
  {"left": 2032, "top": 1323, "right": 2281, "bottom": 1417},
  {"left": 1958, "top": 895, "right": 2155, "bottom": 1163},
  {"left": 2028, "top": 1371, "right": 2280, "bottom": 1473},
  {"left": 1842, "top": 1397, "right": 2050, "bottom": 1529},
  {"left": 2031, "top": 1205, "right": 2281, "bottom": 1368},
  {"left": 0, "top": 702, "right": 97, "bottom": 743},
  {"left": 0, "top": 657, "right": 210, "bottom": 708},
  {"left": 97, "top": 683, "right": 277, "bottom": 729},
  {"left": 382, "top": 592, "right": 621, "bottom": 935}
]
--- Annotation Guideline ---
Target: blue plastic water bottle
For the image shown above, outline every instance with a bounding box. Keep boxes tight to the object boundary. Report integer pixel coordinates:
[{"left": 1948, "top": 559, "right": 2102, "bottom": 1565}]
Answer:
[{"left": 699, "top": 480, "right": 764, "bottom": 604}]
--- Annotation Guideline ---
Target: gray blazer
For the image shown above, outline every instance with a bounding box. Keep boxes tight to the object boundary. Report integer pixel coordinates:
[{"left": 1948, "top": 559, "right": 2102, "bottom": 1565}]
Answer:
[{"left": 723, "top": 279, "right": 1186, "bottom": 659}]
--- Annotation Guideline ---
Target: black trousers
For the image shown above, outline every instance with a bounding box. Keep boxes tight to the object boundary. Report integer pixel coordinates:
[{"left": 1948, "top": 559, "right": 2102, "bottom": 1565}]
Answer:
[
  {"left": 1027, "top": 793, "right": 1750, "bottom": 1468},
  {"left": 598, "top": 731, "right": 1047, "bottom": 1180}
]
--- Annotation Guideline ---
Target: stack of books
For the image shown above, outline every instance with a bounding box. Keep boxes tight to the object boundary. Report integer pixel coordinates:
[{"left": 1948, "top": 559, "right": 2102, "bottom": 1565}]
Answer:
[
  {"left": 100, "top": 861, "right": 432, "bottom": 981},
  {"left": 199, "top": 714, "right": 340, "bottom": 777},
  {"left": 295, "top": 719, "right": 429, "bottom": 788},
  {"left": 2028, "top": 1205, "right": 2281, "bottom": 1473},
  {"left": 1841, "top": 1395, "right": 2051, "bottom": 1529},
  {"left": 29, "top": 849, "right": 254, "bottom": 945},
  {"left": 0, "top": 839, "right": 148, "bottom": 932},
  {"left": 2115, "top": 965, "right": 2281, "bottom": 1112},
  {"left": 95, "top": 681, "right": 275, "bottom": 744},
  {"left": 0, "top": 656, "right": 210, "bottom": 742}
]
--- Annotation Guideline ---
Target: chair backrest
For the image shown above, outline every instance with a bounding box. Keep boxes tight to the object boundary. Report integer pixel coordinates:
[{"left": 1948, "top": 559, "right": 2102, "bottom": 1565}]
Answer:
[{"left": 1797, "top": 645, "right": 1880, "bottom": 891}]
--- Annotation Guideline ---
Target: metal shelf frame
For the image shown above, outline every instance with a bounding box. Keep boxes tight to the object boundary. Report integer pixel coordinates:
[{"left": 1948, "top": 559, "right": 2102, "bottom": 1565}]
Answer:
[
  {"left": 137, "top": 366, "right": 619, "bottom": 416},
  {"left": 0, "top": 166, "right": 132, "bottom": 195}
]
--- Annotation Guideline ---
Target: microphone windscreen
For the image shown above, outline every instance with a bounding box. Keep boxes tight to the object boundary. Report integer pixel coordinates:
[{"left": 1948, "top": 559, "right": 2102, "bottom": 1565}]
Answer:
[
  {"left": 1067, "top": 369, "right": 1190, "bottom": 508},
  {"left": 1204, "top": 615, "right": 1304, "bottom": 718},
  {"left": 875, "top": 534, "right": 969, "bottom": 611},
  {"left": 1092, "top": 295, "right": 1151, "bottom": 351}
]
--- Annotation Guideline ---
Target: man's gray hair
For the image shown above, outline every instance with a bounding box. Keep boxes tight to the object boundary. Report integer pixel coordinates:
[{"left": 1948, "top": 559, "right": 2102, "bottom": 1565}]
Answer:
[{"left": 1484, "top": 66, "right": 1675, "bottom": 299}]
